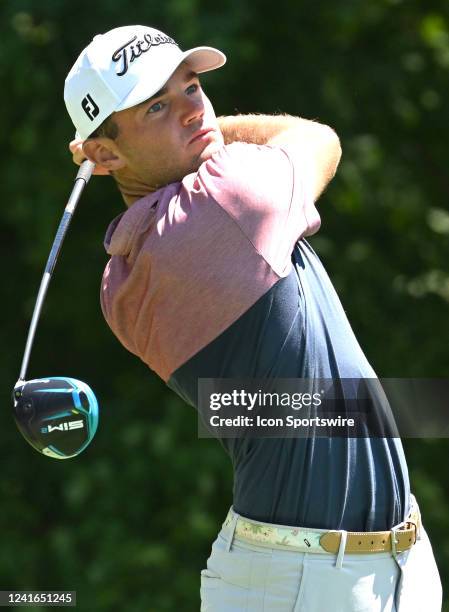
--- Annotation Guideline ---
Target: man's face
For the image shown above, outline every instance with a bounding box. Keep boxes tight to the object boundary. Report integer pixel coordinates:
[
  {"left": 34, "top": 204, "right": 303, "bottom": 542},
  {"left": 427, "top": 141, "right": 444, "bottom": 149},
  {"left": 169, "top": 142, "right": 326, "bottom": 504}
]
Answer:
[{"left": 110, "top": 62, "right": 224, "bottom": 188}]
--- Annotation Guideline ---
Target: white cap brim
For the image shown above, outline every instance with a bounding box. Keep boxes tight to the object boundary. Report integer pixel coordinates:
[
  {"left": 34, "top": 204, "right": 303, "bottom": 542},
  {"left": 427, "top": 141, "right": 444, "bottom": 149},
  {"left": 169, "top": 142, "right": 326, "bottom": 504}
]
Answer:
[{"left": 116, "top": 46, "right": 226, "bottom": 112}]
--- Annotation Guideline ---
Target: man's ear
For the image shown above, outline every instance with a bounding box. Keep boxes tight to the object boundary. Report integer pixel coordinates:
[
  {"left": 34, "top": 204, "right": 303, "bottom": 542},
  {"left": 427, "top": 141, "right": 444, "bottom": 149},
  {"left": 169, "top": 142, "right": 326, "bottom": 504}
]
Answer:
[{"left": 82, "top": 139, "right": 126, "bottom": 171}]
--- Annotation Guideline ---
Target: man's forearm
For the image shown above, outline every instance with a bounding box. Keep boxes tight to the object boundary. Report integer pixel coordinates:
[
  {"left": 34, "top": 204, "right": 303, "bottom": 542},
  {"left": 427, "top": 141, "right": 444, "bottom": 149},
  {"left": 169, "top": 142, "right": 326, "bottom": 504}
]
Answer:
[
  {"left": 217, "top": 113, "right": 311, "bottom": 145},
  {"left": 218, "top": 113, "right": 342, "bottom": 202}
]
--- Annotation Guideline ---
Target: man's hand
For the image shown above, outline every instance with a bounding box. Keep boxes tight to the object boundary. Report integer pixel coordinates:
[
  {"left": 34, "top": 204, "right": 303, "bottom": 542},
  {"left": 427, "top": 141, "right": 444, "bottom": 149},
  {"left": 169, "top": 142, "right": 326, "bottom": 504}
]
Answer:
[{"left": 69, "top": 138, "right": 110, "bottom": 176}]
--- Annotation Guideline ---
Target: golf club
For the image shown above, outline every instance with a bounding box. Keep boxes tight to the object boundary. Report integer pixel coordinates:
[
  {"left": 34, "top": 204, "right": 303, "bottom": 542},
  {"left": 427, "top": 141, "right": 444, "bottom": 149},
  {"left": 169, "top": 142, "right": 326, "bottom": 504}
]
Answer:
[{"left": 12, "top": 159, "right": 99, "bottom": 459}]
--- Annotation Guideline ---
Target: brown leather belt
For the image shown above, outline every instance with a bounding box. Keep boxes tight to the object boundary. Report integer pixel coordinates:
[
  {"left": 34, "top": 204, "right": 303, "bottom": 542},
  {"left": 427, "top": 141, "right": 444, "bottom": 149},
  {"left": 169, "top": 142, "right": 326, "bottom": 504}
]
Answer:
[
  {"left": 224, "top": 499, "right": 421, "bottom": 555},
  {"left": 320, "top": 506, "right": 420, "bottom": 554},
  {"left": 320, "top": 522, "right": 417, "bottom": 554}
]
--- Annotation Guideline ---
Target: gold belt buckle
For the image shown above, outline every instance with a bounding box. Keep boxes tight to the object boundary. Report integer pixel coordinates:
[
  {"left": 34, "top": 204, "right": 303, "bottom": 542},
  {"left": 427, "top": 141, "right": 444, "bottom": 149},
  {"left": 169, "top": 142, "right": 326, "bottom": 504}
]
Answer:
[
  {"left": 402, "top": 518, "right": 418, "bottom": 545},
  {"left": 404, "top": 504, "right": 421, "bottom": 542}
]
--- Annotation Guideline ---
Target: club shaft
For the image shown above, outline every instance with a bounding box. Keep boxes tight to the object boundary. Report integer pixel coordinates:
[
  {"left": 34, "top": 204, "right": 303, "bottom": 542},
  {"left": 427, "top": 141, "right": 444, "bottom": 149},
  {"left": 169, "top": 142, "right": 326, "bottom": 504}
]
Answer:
[{"left": 18, "top": 160, "right": 95, "bottom": 383}]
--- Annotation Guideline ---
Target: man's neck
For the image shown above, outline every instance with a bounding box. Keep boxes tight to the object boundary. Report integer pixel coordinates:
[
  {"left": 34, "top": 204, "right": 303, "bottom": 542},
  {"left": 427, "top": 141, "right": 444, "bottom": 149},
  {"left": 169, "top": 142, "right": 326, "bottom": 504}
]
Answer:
[{"left": 114, "top": 169, "right": 158, "bottom": 207}]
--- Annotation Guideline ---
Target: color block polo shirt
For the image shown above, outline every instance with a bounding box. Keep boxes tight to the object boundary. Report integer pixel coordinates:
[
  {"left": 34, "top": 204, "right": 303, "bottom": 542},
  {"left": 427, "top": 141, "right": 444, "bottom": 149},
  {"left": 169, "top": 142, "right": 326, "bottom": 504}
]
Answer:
[{"left": 101, "top": 142, "right": 410, "bottom": 531}]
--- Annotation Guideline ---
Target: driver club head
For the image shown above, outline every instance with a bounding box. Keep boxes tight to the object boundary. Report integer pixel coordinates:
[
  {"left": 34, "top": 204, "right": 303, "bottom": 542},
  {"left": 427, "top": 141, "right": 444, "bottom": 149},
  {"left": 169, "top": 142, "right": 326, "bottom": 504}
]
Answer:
[{"left": 12, "top": 377, "right": 99, "bottom": 459}]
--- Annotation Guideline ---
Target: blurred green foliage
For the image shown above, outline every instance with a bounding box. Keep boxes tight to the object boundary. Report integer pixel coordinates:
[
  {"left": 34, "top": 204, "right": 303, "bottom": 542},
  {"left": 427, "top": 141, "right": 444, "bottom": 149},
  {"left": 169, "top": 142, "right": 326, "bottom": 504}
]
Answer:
[{"left": 0, "top": 0, "right": 448, "bottom": 610}]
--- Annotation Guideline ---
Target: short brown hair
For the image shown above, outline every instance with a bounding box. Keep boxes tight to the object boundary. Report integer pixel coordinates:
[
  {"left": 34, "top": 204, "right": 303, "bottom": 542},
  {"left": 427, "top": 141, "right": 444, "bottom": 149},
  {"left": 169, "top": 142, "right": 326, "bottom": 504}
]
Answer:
[{"left": 88, "top": 115, "right": 119, "bottom": 140}]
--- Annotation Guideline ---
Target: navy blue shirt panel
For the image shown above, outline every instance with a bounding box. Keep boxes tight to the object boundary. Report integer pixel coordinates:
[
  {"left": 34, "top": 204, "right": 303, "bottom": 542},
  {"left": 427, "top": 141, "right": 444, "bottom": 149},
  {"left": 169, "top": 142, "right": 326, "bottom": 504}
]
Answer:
[{"left": 168, "top": 240, "right": 410, "bottom": 530}]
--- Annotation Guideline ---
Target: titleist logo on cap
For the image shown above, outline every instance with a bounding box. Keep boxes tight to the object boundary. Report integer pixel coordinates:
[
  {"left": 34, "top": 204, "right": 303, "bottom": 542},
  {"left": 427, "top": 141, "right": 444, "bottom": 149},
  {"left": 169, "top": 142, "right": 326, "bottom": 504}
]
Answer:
[{"left": 112, "top": 32, "right": 178, "bottom": 76}]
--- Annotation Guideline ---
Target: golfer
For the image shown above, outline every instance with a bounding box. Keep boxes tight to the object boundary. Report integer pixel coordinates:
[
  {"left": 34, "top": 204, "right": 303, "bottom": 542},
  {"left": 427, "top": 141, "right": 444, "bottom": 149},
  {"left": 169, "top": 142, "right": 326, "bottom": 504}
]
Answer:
[{"left": 65, "top": 25, "right": 442, "bottom": 611}]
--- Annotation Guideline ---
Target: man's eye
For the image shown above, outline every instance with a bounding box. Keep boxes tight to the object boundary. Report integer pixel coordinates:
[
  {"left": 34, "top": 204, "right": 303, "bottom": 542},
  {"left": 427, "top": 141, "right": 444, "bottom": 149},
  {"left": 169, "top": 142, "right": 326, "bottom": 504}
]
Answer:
[
  {"left": 186, "top": 83, "right": 199, "bottom": 94},
  {"left": 148, "top": 101, "right": 163, "bottom": 114}
]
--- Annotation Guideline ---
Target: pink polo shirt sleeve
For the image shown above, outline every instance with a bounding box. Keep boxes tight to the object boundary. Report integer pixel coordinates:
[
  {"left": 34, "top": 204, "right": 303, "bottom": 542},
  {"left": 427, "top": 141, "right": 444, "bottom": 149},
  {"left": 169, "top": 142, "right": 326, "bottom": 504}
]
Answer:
[
  {"left": 197, "top": 142, "right": 320, "bottom": 276},
  {"left": 100, "top": 142, "right": 321, "bottom": 381}
]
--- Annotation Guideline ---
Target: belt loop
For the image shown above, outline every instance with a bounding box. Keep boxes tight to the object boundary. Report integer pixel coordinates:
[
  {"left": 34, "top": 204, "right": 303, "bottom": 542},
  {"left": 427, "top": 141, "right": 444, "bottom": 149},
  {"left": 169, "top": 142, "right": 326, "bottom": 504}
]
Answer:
[
  {"left": 391, "top": 527, "right": 398, "bottom": 559},
  {"left": 226, "top": 510, "right": 239, "bottom": 552},
  {"left": 335, "top": 530, "right": 347, "bottom": 569}
]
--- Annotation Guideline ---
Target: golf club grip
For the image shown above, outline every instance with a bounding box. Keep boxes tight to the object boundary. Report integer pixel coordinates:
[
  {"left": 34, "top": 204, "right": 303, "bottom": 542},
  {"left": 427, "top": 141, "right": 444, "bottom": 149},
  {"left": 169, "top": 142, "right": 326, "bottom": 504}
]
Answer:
[
  {"left": 76, "top": 159, "right": 95, "bottom": 183},
  {"left": 47, "top": 160, "right": 95, "bottom": 274},
  {"left": 18, "top": 161, "right": 95, "bottom": 382}
]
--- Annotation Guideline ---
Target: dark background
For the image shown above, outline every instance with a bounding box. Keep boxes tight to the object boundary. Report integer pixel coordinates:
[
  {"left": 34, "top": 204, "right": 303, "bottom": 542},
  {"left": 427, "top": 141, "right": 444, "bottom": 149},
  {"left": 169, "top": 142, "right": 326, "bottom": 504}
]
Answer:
[{"left": 1, "top": 0, "right": 448, "bottom": 610}]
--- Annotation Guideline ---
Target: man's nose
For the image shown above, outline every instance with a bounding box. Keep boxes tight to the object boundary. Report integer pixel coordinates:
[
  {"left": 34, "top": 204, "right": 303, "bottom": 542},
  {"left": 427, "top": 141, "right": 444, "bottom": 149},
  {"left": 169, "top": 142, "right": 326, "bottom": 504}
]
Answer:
[{"left": 180, "top": 96, "right": 204, "bottom": 126}]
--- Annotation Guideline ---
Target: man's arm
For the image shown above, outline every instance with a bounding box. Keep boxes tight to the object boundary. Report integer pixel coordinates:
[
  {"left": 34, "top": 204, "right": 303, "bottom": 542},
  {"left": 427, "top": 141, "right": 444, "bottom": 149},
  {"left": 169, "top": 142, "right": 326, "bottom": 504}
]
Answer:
[
  {"left": 70, "top": 113, "right": 341, "bottom": 201},
  {"left": 218, "top": 113, "right": 342, "bottom": 202}
]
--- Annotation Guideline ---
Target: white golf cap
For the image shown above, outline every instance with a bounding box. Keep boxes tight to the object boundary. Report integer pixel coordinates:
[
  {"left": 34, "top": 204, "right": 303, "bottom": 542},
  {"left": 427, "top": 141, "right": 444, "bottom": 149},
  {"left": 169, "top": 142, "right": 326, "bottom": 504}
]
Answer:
[{"left": 64, "top": 25, "right": 226, "bottom": 139}]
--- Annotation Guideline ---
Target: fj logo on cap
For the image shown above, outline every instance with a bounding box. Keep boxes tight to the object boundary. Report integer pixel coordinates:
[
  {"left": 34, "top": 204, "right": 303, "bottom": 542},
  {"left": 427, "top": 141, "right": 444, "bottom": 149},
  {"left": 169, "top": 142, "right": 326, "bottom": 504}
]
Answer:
[
  {"left": 112, "top": 33, "right": 178, "bottom": 76},
  {"left": 81, "top": 94, "right": 100, "bottom": 121}
]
